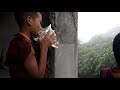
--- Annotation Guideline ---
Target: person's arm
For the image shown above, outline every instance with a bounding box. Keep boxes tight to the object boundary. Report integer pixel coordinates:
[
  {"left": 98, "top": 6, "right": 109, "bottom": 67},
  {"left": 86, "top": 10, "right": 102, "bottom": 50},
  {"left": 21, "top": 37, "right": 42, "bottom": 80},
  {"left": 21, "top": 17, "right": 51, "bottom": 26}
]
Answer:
[{"left": 24, "top": 31, "right": 55, "bottom": 78}]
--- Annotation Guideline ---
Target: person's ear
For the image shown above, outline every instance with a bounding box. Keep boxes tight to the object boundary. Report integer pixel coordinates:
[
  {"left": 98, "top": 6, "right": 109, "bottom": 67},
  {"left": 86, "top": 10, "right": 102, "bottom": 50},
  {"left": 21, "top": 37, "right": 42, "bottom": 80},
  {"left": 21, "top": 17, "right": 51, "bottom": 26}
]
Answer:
[{"left": 26, "top": 16, "right": 33, "bottom": 25}]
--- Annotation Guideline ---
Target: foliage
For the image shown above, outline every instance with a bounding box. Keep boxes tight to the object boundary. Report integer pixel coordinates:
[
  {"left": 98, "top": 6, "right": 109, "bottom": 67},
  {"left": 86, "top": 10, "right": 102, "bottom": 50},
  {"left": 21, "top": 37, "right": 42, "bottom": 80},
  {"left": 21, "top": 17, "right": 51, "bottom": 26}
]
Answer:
[{"left": 78, "top": 32, "right": 117, "bottom": 78}]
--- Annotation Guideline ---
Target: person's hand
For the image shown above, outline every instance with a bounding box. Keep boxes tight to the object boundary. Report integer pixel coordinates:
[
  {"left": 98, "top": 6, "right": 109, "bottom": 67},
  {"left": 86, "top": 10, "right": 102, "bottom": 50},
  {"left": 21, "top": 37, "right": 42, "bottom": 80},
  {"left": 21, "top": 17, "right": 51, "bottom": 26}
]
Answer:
[{"left": 38, "top": 30, "right": 56, "bottom": 48}]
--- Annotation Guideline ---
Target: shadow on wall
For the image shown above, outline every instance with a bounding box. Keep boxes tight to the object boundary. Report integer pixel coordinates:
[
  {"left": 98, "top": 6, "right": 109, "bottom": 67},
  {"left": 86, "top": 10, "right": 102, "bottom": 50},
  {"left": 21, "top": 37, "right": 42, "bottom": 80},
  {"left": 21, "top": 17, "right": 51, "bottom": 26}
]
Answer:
[
  {"left": 0, "top": 48, "right": 10, "bottom": 78},
  {"left": 42, "top": 12, "right": 55, "bottom": 78},
  {"left": 0, "top": 12, "right": 19, "bottom": 78},
  {"left": 0, "top": 48, "right": 4, "bottom": 69}
]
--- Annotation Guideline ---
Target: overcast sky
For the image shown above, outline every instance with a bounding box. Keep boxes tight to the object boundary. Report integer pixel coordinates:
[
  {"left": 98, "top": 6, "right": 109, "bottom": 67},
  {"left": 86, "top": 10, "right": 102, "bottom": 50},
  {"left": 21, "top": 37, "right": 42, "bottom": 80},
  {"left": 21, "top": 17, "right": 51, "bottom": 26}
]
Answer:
[{"left": 78, "top": 12, "right": 120, "bottom": 43}]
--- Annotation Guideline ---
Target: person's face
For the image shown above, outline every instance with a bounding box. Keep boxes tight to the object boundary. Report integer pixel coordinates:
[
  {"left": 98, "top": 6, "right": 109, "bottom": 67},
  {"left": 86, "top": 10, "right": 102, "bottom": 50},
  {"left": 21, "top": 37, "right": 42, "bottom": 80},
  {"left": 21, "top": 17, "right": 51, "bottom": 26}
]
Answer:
[{"left": 28, "top": 12, "right": 42, "bottom": 37}]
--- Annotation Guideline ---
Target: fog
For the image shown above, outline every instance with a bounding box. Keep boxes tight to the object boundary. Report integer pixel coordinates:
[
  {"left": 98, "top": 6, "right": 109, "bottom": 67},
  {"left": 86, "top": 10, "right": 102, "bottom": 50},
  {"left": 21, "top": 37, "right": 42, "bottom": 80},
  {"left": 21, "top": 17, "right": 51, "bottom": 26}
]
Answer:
[{"left": 78, "top": 12, "right": 120, "bottom": 43}]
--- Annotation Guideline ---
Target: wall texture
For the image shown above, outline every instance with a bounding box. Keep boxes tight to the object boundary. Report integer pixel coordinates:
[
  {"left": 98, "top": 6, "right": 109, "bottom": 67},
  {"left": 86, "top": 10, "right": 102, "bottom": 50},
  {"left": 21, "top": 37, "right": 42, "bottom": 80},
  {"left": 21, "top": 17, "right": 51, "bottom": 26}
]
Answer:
[
  {"left": 0, "top": 12, "right": 19, "bottom": 65},
  {"left": 50, "top": 12, "right": 78, "bottom": 78}
]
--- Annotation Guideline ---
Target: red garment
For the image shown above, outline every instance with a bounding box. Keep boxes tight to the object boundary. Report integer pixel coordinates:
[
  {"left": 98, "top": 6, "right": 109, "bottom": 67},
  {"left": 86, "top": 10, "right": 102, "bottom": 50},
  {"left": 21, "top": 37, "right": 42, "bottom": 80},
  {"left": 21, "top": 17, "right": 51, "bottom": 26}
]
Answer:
[
  {"left": 5, "top": 33, "right": 50, "bottom": 78},
  {"left": 100, "top": 66, "right": 120, "bottom": 78}
]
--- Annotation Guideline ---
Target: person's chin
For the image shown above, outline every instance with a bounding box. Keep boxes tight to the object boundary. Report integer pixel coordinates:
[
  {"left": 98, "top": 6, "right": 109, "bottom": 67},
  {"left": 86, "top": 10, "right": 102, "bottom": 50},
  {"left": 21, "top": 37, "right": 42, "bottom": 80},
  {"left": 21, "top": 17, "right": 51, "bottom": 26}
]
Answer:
[{"left": 32, "top": 33, "right": 38, "bottom": 38}]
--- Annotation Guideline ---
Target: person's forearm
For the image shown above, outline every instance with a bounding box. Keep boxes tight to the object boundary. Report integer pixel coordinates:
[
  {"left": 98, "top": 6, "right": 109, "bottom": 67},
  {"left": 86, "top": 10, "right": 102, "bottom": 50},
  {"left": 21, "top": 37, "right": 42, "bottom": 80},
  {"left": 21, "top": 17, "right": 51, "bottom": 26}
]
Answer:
[{"left": 38, "top": 45, "right": 48, "bottom": 78}]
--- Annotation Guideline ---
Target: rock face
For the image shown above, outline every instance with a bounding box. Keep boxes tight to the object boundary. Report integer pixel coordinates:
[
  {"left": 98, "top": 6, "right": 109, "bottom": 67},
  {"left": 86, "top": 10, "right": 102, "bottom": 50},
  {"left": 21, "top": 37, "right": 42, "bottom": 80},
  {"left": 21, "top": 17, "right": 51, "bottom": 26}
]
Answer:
[{"left": 49, "top": 12, "right": 78, "bottom": 78}]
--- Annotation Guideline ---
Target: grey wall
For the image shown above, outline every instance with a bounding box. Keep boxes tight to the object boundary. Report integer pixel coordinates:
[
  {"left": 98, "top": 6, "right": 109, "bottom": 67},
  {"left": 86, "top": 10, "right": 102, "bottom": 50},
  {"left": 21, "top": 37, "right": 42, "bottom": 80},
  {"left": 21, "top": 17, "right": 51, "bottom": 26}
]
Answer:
[
  {"left": 0, "top": 12, "right": 19, "bottom": 64},
  {"left": 0, "top": 12, "right": 19, "bottom": 77},
  {"left": 50, "top": 12, "right": 78, "bottom": 78}
]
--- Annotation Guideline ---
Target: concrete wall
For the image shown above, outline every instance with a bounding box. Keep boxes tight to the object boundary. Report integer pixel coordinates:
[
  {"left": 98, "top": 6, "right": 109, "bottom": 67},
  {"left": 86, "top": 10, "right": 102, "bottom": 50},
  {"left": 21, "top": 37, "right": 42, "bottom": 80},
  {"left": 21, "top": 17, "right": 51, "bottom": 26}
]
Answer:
[
  {"left": 0, "top": 12, "right": 19, "bottom": 65},
  {"left": 0, "top": 12, "right": 19, "bottom": 77},
  {"left": 50, "top": 12, "right": 78, "bottom": 78}
]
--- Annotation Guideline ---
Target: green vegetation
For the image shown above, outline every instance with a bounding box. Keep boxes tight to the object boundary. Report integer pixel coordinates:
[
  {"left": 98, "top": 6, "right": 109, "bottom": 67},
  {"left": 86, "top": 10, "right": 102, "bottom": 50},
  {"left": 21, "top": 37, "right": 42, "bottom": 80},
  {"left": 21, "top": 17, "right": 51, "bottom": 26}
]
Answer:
[{"left": 78, "top": 27, "right": 120, "bottom": 78}]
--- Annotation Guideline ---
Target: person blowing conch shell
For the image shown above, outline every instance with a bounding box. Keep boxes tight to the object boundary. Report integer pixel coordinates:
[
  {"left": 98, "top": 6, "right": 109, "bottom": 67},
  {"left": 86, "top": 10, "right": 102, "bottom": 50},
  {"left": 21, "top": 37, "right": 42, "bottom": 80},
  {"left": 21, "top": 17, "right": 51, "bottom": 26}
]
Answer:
[{"left": 34, "top": 24, "right": 59, "bottom": 48}]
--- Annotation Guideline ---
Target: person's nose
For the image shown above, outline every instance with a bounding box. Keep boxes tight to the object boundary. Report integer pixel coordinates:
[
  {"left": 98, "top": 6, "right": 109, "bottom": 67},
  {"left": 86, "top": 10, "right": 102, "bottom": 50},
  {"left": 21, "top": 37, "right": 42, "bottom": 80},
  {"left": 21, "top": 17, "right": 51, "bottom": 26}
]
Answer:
[
  {"left": 40, "top": 24, "right": 43, "bottom": 30},
  {"left": 40, "top": 24, "right": 41, "bottom": 29}
]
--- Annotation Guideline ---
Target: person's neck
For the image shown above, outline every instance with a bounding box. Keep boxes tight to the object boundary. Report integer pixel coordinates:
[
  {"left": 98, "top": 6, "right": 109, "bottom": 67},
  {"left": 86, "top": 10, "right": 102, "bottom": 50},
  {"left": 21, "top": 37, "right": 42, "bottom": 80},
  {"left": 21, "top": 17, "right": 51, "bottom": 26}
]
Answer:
[{"left": 20, "top": 26, "right": 31, "bottom": 39}]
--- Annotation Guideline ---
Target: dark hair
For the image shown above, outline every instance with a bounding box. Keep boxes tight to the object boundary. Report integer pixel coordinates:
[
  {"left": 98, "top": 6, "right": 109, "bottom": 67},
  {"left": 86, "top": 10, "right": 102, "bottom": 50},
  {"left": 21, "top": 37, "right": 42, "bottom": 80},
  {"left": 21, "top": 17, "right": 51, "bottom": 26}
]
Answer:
[
  {"left": 14, "top": 12, "right": 41, "bottom": 28},
  {"left": 113, "top": 33, "right": 120, "bottom": 65}
]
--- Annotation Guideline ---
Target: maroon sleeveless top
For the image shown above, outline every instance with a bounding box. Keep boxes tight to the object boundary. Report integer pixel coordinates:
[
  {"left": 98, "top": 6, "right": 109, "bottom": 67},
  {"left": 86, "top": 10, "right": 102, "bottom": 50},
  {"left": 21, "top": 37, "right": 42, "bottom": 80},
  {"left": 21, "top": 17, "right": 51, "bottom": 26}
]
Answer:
[{"left": 5, "top": 33, "right": 50, "bottom": 78}]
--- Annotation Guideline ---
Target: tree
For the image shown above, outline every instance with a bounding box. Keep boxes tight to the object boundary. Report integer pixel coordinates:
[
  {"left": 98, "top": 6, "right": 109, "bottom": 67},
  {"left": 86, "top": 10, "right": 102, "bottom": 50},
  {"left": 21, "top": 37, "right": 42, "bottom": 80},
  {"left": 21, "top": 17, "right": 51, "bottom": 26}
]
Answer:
[{"left": 78, "top": 29, "right": 118, "bottom": 78}]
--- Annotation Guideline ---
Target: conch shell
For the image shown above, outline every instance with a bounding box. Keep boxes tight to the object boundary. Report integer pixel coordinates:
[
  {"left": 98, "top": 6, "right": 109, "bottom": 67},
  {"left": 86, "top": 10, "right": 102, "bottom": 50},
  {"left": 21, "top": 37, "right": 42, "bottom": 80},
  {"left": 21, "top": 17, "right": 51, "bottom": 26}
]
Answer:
[{"left": 34, "top": 24, "right": 59, "bottom": 48}]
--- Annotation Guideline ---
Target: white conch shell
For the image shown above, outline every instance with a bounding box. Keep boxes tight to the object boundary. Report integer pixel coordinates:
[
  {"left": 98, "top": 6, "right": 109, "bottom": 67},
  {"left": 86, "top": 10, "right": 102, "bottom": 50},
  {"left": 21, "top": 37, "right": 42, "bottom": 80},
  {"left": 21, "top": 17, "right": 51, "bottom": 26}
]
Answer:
[{"left": 34, "top": 24, "right": 59, "bottom": 48}]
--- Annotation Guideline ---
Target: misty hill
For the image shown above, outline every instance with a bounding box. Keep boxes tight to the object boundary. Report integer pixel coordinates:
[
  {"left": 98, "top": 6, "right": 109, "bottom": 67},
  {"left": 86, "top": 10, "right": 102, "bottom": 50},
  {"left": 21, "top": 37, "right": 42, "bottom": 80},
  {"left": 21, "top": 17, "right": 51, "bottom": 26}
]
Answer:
[
  {"left": 88, "top": 26, "right": 120, "bottom": 44},
  {"left": 78, "top": 26, "right": 120, "bottom": 78},
  {"left": 105, "top": 26, "right": 120, "bottom": 38}
]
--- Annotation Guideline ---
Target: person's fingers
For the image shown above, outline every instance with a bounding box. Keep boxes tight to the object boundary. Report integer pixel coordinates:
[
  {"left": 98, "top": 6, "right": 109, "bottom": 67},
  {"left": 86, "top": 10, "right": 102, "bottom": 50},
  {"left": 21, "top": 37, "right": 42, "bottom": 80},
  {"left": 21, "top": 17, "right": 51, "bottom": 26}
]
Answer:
[
  {"left": 49, "top": 32, "right": 54, "bottom": 37},
  {"left": 51, "top": 39, "right": 56, "bottom": 44},
  {"left": 49, "top": 32, "right": 56, "bottom": 40},
  {"left": 46, "top": 30, "right": 51, "bottom": 36}
]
